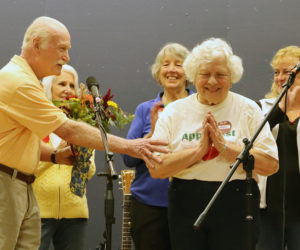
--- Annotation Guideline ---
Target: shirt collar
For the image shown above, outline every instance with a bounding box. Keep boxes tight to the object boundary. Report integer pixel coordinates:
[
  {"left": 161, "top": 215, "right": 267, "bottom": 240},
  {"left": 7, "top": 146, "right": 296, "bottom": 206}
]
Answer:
[{"left": 11, "top": 55, "right": 42, "bottom": 87}]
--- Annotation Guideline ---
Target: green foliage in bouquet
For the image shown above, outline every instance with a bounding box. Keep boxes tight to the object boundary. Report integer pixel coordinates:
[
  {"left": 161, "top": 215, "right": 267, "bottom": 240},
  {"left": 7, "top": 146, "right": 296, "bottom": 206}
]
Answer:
[
  {"left": 52, "top": 83, "right": 95, "bottom": 127},
  {"left": 53, "top": 83, "right": 134, "bottom": 132},
  {"left": 100, "top": 88, "right": 135, "bottom": 132},
  {"left": 52, "top": 83, "right": 135, "bottom": 197}
]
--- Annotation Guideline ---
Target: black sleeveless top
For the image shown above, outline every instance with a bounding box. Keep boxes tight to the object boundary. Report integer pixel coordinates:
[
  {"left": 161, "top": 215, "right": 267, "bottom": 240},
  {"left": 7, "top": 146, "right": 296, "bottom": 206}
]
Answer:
[{"left": 266, "top": 104, "right": 300, "bottom": 219}]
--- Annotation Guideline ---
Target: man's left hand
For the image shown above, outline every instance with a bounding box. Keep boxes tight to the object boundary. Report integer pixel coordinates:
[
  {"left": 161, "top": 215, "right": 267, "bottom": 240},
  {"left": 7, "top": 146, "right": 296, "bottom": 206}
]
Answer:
[{"left": 56, "top": 146, "right": 75, "bottom": 165}]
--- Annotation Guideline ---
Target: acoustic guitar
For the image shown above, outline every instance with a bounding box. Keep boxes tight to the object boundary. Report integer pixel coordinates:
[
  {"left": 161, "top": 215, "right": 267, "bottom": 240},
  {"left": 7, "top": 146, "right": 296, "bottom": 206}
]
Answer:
[{"left": 120, "top": 170, "right": 135, "bottom": 250}]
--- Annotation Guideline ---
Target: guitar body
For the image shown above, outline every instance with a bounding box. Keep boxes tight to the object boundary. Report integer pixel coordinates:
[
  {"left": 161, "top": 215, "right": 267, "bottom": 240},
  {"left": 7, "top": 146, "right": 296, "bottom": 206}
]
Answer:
[{"left": 120, "top": 170, "right": 135, "bottom": 250}]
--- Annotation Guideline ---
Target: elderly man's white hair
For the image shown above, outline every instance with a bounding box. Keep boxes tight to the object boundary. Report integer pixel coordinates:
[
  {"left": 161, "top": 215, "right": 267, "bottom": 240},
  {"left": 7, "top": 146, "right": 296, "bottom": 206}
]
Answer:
[
  {"left": 183, "top": 38, "right": 243, "bottom": 84},
  {"left": 22, "top": 16, "right": 68, "bottom": 50},
  {"left": 42, "top": 64, "right": 79, "bottom": 101}
]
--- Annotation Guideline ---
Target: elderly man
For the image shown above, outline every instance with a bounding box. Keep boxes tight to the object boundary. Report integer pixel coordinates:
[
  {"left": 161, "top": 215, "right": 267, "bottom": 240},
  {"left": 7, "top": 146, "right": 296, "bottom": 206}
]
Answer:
[{"left": 0, "top": 16, "right": 167, "bottom": 250}]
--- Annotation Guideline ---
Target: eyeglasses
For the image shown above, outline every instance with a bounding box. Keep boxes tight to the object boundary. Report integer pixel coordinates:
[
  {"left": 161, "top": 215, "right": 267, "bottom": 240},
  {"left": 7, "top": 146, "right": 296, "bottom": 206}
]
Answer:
[{"left": 197, "top": 73, "right": 230, "bottom": 80}]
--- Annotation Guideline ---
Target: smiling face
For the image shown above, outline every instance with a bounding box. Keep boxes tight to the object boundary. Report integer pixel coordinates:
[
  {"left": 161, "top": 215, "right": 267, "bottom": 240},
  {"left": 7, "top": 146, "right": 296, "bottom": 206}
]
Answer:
[
  {"left": 158, "top": 54, "right": 186, "bottom": 91},
  {"left": 51, "top": 70, "right": 76, "bottom": 101},
  {"left": 195, "top": 55, "right": 232, "bottom": 105},
  {"left": 273, "top": 56, "right": 300, "bottom": 94}
]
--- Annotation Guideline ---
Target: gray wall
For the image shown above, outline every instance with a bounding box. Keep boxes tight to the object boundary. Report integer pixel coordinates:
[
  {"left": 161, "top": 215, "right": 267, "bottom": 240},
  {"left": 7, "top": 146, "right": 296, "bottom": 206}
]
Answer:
[{"left": 1, "top": 0, "right": 300, "bottom": 249}]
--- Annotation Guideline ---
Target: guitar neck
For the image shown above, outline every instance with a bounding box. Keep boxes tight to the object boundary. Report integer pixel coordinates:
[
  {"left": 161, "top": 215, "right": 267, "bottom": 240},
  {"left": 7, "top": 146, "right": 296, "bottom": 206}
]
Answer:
[{"left": 121, "top": 194, "right": 132, "bottom": 250}]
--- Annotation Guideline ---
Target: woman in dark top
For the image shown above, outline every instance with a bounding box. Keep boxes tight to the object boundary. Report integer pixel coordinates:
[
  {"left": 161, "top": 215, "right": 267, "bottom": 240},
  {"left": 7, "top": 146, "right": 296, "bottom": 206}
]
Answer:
[{"left": 257, "top": 45, "right": 300, "bottom": 250}]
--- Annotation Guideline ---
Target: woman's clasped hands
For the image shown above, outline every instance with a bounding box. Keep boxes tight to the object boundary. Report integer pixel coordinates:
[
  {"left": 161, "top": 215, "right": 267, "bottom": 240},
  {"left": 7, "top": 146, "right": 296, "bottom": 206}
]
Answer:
[{"left": 199, "top": 112, "right": 227, "bottom": 161}]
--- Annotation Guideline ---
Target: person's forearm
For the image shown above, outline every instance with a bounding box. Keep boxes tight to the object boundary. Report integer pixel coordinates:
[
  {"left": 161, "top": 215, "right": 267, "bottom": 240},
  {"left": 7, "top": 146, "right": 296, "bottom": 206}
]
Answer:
[
  {"left": 54, "top": 119, "right": 169, "bottom": 168},
  {"left": 40, "top": 141, "right": 54, "bottom": 162},
  {"left": 40, "top": 141, "right": 75, "bottom": 165},
  {"left": 251, "top": 149, "right": 278, "bottom": 176},
  {"left": 149, "top": 146, "right": 206, "bottom": 179},
  {"left": 54, "top": 119, "right": 130, "bottom": 154},
  {"left": 268, "top": 104, "right": 285, "bottom": 129},
  {"left": 220, "top": 143, "right": 278, "bottom": 176},
  {"left": 55, "top": 120, "right": 103, "bottom": 149}
]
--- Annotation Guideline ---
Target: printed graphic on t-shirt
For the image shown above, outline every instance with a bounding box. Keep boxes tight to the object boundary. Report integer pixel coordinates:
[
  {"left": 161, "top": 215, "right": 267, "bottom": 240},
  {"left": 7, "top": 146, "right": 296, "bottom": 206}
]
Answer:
[{"left": 180, "top": 120, "right": 236, "bottom": 160}]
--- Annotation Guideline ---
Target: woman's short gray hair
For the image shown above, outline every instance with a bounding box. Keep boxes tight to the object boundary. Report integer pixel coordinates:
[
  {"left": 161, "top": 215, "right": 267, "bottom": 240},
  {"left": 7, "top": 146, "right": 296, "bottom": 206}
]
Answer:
[
  {"left": 183, "top": 38, "right": 243, "bottom": 84},
  {"left": 151, "top": 43, "right": 189, "bottom": 84},
  {"left": 42, "top": 64, "right": 79, "bottom": 101}
]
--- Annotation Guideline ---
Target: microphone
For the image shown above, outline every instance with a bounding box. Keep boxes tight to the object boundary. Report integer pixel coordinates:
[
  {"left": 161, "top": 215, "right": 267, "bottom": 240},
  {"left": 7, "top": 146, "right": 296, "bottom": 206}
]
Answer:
[
  {"left": 282, "top": 61, "right": 300, "bottom": 89},
  {"left": 291, "top": 61, "right": 300, "bottom": 75},
  {"left": 86, "top": 76, "right": 118, "bottom": 179},
  {"left": 86, "top": 76, "right": 101, "bottom": 104}
]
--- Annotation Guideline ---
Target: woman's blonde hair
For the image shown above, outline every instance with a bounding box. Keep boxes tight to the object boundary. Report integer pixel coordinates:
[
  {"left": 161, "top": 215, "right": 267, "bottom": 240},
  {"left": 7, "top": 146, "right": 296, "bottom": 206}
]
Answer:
[
  {"left": 265, "top": 45, "right": 300, "bottom": 99},
  {"left": 151, "top": 43, "right": 189, "bottom": 85}
]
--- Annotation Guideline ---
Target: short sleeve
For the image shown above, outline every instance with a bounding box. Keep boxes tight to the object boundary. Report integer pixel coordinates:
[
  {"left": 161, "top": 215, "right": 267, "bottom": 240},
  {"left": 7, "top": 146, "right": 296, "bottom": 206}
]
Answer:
[
  {"left": 250, "top": 105, "right": 278, "bottom": 160},
  {"left": 151, "top": 106, "right": 172, "bottom": 150},
  {"left": 7, "top": 82, "right": 67, "bottom": 139}
]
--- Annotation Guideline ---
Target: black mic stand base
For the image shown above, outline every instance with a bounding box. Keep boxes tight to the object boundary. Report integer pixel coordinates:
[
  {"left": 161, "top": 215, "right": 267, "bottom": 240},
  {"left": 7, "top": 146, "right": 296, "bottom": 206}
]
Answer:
[{"left": 96, "top": 172, "right": 116, "bottom": 250}]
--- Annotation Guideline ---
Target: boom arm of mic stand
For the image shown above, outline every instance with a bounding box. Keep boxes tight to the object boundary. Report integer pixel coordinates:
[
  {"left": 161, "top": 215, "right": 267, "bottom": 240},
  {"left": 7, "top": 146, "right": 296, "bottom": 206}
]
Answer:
[{"left": 193, "top": 72, "right": 295, "bottom": 230}]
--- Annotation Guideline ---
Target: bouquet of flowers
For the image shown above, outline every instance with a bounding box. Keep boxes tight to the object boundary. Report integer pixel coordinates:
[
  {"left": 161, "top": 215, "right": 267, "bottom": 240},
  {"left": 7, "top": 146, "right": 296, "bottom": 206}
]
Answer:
[{"left": 53, "top": 83, "right": 134, "bottom": 197}]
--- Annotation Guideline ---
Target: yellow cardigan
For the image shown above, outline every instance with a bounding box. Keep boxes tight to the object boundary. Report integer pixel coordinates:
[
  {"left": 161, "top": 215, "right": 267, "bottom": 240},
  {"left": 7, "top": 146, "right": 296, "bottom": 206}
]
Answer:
[{"left": 32, "top": 138, "right": 96, "bottom": 219}]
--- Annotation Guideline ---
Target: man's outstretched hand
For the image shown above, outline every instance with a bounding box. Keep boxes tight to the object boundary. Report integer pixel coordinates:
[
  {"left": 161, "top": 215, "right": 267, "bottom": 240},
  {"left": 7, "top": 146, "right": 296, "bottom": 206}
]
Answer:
[{"left": 126, "top": 138, "right": 169, "bottom": 168}]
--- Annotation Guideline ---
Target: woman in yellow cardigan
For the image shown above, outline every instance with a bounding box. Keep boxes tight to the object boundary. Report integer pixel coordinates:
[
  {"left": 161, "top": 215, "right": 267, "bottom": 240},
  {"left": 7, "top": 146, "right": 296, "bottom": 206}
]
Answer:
[{"left": 32, "top": 64, "right": 96, "bottom": 250}]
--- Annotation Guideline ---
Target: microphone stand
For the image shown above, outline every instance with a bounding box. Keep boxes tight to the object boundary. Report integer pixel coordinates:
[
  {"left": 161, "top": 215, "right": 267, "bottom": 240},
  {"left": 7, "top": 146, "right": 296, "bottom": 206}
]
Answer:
[
  {"left": 193, "top": 69, "right": 298, "bottom": 250},
  {"left": 91, "top": 91, "right": 118, "bottom": 250}
]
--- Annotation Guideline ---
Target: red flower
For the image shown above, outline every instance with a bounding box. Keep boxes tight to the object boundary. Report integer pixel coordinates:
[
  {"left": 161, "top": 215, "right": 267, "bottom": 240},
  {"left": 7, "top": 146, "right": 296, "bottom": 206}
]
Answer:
[{"left": 102, "top": 88, "right": 115, "bottom": 110}]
